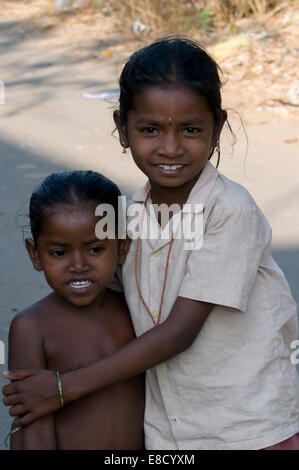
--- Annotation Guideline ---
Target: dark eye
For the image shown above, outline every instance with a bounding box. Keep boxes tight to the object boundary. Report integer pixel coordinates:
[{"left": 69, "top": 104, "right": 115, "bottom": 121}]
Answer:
[
  {"left": 142, "top": 127, "right": 158, "bottom": 134},
  {"left": 50, "top": 250, "right": 65, "bottom": 257},
  {"left": 88, "top": 246, "right": 103, "bottom": 254},
  {"left": 183, "top": 127, "right": 201, "bottom": 135}
]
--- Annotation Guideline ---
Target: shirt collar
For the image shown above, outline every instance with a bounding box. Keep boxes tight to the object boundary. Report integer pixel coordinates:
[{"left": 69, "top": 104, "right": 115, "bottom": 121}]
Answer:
[{"left": 131, "top": 161, "right": 219, "bottom": 211}]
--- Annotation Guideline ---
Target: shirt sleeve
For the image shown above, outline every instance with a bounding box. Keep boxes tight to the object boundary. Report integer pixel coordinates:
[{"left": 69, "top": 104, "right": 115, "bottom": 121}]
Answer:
[{"left": 179, "top": 195, "right": 271, "bottom": 312}]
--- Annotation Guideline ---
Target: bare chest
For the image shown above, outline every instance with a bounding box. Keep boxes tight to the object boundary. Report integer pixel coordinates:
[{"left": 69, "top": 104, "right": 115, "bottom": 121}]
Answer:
[{"left": 43, "top": 319, "right": 121, "bottom": 372}]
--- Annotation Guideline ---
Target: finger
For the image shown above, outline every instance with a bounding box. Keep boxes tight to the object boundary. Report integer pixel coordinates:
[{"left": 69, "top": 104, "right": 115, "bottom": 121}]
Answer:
[
  {"left": 11, "top": 418, "right": 20, "bottom": 427},
  {"left": 9, "top": 405, "right": 27, "bottom": 417},
  {"left": 2, "top": 369, "right": 36, "bottom": 381},
  {"left": 11, "top": 417, "right": 21, "bottom": 427},
  {"left": 2, "top": 382, "right": 18, "bottom": 396},
  {"left": 17, "top": 412, "right": 35, "bottom": 427},
  {"left": 3, "top": 393, "right": 20, "bottom": 406}
]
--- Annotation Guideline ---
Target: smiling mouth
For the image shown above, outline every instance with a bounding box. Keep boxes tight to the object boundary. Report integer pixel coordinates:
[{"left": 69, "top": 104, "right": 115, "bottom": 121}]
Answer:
[
  {"left": 157, "top": 164, "right": 184, "bottom": 175},
  {"left": 159, "top": 164, "right": 183, "bottom": 170},
  {"left": 68, "top": 280, "right": 93, "bottom": 289}
]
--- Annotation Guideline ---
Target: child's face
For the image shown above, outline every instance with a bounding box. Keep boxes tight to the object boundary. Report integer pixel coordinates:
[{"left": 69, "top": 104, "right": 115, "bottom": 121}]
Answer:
[
  {"left": 115, "top": 85, "right": 225, "bottom": 204},
  {"left": 25, "top": 204, "right": 127, "bottom": 308}
]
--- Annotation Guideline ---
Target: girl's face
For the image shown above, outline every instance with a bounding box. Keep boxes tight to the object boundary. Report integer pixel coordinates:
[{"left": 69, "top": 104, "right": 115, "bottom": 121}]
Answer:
[
  {"left": 114, "top": 85, "right": 225, "bottom": 205},
  {"left": 25, "top": 204, "right": 128, "bottom": 309}
]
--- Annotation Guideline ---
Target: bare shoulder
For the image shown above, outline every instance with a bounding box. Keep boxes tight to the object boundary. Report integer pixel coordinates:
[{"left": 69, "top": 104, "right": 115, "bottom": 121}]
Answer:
[
  {"left": 8, "top": 295, "right": 57, "bottom": 369},
  {"left": 10, "top": 293, "right": 56, "bottom": 333},
  {"left": 104, "top": 289, "right": 131, "bottom": 319}
]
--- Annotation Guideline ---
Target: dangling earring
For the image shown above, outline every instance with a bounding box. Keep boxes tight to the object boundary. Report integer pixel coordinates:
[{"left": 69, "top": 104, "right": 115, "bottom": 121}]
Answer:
[
  {"left": 121, "top": 141, "right": 127, "bottom": 154},
  {"left": 215, "top": 141, "right": 220, "bottom": 168}
]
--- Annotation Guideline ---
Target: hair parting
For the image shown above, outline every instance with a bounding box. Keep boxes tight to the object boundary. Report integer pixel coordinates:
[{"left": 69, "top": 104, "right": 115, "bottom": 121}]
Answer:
[{"left": 27, "top": 171, "right": 121, "bottom": 246}]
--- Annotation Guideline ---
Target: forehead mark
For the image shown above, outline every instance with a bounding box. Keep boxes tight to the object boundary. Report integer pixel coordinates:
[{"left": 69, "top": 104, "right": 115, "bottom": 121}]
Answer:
[{"left": 168, "top": 117, "right": 172, "bottom": 125}]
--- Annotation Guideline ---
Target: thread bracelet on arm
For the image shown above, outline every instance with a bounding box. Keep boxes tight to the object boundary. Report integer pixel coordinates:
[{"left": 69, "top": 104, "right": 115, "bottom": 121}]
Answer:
[
  {"left": 4, "top": 371, "right": 64, "bottom": 448},
  {"left": 4, "top": 425, "right": 22, "bottom": 448}
]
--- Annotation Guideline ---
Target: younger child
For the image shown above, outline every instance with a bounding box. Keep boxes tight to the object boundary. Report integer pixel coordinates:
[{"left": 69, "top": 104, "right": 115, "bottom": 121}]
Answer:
[{"left": 6, "top": 171, "right": 144, "bottom": 449}]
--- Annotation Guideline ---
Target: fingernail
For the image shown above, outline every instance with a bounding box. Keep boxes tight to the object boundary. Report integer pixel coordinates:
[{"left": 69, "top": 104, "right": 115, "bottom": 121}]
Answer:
[{"left": 2, "top": 370, "right": 10, "bottom": 377}]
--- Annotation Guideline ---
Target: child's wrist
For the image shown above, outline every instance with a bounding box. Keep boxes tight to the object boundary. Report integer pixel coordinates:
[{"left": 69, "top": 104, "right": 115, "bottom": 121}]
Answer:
[{"left": 60, "top": 369, "right": 86, "bottom": 404}]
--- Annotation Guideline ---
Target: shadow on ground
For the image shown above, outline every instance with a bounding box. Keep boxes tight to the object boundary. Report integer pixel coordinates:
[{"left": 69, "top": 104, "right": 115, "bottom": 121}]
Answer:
[{"left": 0, "top": 17, "right": 133, "bottom": 117}]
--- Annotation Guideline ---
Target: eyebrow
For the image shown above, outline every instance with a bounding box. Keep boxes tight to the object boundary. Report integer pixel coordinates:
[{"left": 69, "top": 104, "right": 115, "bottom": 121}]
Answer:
[
  {"left": 180, "top": 119, "right": 206, "bottom": 126},
  {"left": 45, "top": 241, "right": 69, "bottom": 247},
  {"left": 136, "top": 119, "right": 162, "bottom": 126},
  {"left": 85, "top": 238, "right": 104, "bottom": 245},
  {"left": 135, "top": 118, "right": 206, "bottom": 126},
  {"left": 45, "top": 239, "right": 102, "bottom": 247}
]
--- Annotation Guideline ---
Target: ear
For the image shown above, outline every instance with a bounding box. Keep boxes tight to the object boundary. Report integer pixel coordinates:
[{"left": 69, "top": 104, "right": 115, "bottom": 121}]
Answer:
[
  {"left": 212, "top": 109, "right": 227, "bottom": 147},
  {"left": 25, "top": 238, "right": 43, "bottom": 272},
  {"left": 117, "top": 236, "right": 131, "bottom": 265},
  {"left": 113, "top": 110, "right": 129, "bottom": 149}
]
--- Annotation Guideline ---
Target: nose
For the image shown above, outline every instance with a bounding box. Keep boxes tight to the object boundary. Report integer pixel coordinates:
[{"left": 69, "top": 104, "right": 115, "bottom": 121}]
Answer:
[
  {"left": 159, "top": 130, "right": 183, "bottom": 159},
  {"left": 69, "top": 251, "right": 89, "bottom": 273}
]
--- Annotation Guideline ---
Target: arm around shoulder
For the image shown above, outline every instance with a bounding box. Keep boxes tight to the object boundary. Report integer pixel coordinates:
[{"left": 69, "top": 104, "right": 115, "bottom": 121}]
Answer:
[
  {"left": 4, "top": 297, "right": 213, "bottom": 426},
  {"left": 61, "top": 296, "right": 214, "bottom": 402}
]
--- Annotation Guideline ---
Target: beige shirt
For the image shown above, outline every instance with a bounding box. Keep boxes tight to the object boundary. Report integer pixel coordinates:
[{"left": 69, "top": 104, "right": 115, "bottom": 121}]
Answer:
[{"left": 120, "top": 161, "right": 299, "bottom": 450}]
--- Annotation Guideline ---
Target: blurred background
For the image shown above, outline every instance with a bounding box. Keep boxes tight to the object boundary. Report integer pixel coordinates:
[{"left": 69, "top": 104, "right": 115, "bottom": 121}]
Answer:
[{"left": 0, "top": 0, "right": 298, "bottom": 449}]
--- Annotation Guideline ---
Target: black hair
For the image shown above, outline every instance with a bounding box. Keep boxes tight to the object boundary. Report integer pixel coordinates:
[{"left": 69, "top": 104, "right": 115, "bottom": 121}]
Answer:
[
  {"left": 119, "top": 37, "right": 223, "bottom": 126},
  {"left": 29, "top": 171, "right": 121, "bottom": 245}
]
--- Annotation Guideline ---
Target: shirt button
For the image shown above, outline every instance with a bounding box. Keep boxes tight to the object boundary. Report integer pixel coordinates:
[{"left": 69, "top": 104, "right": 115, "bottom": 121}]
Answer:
[{"left": 157, "top": 362, "right": 167, "bottom": 372}]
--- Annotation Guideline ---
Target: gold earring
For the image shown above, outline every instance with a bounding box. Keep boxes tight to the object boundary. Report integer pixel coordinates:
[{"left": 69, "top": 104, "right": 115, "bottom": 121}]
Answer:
[
  {"left": 121, "top": 141, "right": 127, "bottom": 154},
  {"left": 120, "top": 141, "right": 127, "bottom": 153},
  {"left": 215, "top": 141, "right": 220, "bottom": 168}
]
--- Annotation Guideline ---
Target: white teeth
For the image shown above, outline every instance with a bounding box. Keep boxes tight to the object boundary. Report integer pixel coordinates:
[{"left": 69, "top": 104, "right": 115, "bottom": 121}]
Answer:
[
  {"left": 69, "top": 280, "right": 92, "bottom": 289},
  {"left": 159, "top": 164, "right": 183, "bottom": 170}
]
